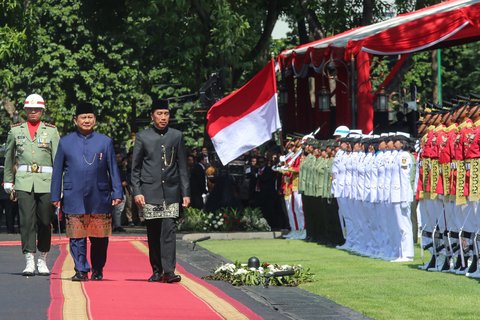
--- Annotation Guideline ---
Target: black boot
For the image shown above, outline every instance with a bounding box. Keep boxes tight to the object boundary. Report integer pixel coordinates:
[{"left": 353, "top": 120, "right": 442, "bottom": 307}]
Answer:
[
  {"left": 467, "top": 255, "right": 478, "bottom": 274},
  {"left": 419, "top": 255, "right": 436, "bottom": 270}
]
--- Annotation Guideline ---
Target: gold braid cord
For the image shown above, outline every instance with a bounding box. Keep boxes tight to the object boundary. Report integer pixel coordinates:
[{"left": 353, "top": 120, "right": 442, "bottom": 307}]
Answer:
[
  {"left": 456, "top": 161, "right": 467, "bottom": 205},
  {"left": 442, "top": 163, "right": 450, "bottom": 197},
  {"left": 470, "top": 158, "right": 480, "bottom": 201},
  {"left": 422, "top": 158, "right": 431, "bottom": 200}
]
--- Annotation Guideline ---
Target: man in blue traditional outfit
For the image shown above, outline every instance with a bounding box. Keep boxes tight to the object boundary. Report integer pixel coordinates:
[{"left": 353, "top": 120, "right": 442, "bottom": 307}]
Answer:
[{"left": 51, "top": 102, "right": 123, "bottom": 281}]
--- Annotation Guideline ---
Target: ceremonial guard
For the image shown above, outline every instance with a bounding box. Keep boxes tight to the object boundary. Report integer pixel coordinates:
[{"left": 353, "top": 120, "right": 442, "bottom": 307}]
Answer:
[
  {"left": 51, "top": 103, "right": 123, "bottom": 281},
  {"left": 417, "top": 109, "right": 442, "bottom": 270},
  {"left": 390, "top": 133, "right": 414, "bottom": 261},
  {"left": 433, "top": 109, "right": 458, "bottom": 272},
  {"left": 4, "top": 94, "right": 60, "bottom": 276},
  {"left": 460, "top": 101, "right": 480, "bottom": 277},
  {"left": 281, "top": 140, "right": 306, "bottom": 240},
  {"left": 332, "top": 131, "right": 350, "bottom": 249}
]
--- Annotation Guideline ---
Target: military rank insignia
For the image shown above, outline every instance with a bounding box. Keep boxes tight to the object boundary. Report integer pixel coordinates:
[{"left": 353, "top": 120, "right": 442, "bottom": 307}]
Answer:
[{"left": 37, "top": 133, "right": 50, "bottom": 148}]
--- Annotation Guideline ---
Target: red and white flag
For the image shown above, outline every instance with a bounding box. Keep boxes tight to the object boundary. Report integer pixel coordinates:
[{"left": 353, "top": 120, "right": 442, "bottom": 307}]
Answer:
[{"left": 206, "top": 59, "right": 281, "bottom": 165}]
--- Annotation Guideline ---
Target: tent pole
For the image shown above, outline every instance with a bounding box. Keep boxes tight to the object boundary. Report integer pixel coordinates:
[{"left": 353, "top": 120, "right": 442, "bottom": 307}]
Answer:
[
  {"left": 350, "top": 53, "right": 357, "bottom": 129},
  {"left": 437, "top": 49, "right": 442, "bottom": 105}
]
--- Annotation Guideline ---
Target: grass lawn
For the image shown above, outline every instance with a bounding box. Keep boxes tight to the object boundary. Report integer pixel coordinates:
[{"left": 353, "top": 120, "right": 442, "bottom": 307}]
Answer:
[{"left": 200, "top": 239, "right": 480, "bottom": 320}]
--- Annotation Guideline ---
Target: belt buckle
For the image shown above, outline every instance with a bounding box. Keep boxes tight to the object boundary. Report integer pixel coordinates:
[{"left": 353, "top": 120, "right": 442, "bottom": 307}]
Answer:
[{"left": 31, "top": 163, "right": 39, "bottom": 173}]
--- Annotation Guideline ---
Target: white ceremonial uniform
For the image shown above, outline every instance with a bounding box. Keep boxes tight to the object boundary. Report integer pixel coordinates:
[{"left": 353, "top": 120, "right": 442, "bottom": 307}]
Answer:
[
  {"left": 398, "top": 150, "right": 414, "bottom": 259},
  {"left": 342, "top": 151, "right": 355, "bottom": 250},
  {"left": 362, "top": 151, "right": 376, "bottom": 256},
  {"left": 376, "top": 150, "right": 390, "bottom": 259},
  {"left": 383, "top": 149, "right": 397, "bottom": 260},
  {"left": 369, "top": 151, "right": 383, "bottom": 257},
  {"left": 332, "top": 149, "right": 348, "bottom": 246}
]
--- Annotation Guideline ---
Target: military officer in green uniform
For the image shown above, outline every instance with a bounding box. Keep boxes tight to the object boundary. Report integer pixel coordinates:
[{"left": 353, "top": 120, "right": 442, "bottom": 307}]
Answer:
[{"left": 3, "top": 93, "right": 60, "bottom": 276}]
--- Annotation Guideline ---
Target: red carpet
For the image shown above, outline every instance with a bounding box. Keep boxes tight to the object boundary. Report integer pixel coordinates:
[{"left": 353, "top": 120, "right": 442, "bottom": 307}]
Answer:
[{"left": 48, "top": 238, "right": 261, "bottom": 319}]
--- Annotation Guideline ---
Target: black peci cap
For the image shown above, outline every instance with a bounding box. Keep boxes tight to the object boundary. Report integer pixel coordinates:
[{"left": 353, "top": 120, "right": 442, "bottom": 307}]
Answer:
[
  {"left": 151, "top": 98, "right": 170, "bottom": 113},
  {"left": 75, "top": 102, "right": 95, "bottom": 116}
]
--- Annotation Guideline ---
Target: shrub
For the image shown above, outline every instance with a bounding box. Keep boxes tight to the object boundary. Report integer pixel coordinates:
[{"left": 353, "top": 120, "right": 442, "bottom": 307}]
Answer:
[{"left": 177, "top": 207, "right": 271, "bottom": 232}]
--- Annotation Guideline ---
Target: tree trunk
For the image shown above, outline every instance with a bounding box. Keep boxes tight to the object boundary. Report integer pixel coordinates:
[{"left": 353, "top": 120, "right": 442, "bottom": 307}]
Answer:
[
  {"left": 361, "top": 0, "right": 374, "bottom": 26},
  {"left": 431, "top": 50, "right": 439, "bottom": 104},
  {"left": 298, "top": 0, "right": 324, "bottom": 40}
]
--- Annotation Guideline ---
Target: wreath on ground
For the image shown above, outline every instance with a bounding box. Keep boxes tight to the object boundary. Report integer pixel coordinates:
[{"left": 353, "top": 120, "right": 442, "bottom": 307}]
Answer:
[{"left": 203, "top": 261, "right": 314, "bottom": 286}]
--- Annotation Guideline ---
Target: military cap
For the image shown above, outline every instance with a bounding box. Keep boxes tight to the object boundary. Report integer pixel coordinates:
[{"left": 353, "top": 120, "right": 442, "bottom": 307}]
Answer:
[
  {"left": 393, "top": 131, "right": 410, "bottom": 141},
  {"left": 304, "top": 138, "right": 314, "bottom": 146}
]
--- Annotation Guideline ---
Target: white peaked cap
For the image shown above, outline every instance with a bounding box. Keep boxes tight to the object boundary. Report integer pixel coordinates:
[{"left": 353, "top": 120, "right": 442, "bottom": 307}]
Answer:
[
  {"left": 349, "top": 129, "right": 363, "bottom": 135},
  {"left": 396, "top": 131, "right": 410, "bottom": 138},
  {"left": 333, "top": 125, "right": 350, "bottom": 138},
  {"left": 24, "top": 94, "right": 45, "bottom": 109}
]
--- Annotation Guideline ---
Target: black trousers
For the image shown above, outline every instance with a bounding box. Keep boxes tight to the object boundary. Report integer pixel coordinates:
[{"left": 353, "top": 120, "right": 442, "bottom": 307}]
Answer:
[
  {"left": 145, "top": 218, "right": 176, "bottom": 275},
  {"left": 0, "top": 198, "right": 17, "bottom": 233},
  {"left": 17, "top": 191, "right": 53, "bottom": 253}
]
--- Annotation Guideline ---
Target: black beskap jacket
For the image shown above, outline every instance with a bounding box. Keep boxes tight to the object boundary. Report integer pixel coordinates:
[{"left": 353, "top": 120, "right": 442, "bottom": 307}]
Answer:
[{"left": 131, "top": 126, "right": 190, "bottom": 205}]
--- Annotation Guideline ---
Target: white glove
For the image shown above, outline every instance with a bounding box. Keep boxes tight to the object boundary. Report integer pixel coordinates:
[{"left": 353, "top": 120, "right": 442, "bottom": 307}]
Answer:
[{"left": 3, "top": 182, "right": 13, "bottom": 194}]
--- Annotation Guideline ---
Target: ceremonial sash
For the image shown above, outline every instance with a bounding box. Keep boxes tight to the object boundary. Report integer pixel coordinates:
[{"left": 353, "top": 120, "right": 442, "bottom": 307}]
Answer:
[
  {"left": 441, "top": 164, "right": 450, "bottom": 197},
  {"left": 430, "top": 159, "right": 440, "bottom": 200}
]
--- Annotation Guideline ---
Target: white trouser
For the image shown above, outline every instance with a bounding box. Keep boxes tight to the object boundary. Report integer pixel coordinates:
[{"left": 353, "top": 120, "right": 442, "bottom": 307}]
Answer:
[
  {"left": 285, "top": 191, "right": 305, "bottom": 231},
  {"left": 397, "top": 202, "right": 414, "bottom": 259},
  {"left": 444, "top": 200, "right": 457, "bottom": 232},
  {"left": 349, "top": 199, "right": 362, "bottom": 253},
  {"left": 362, "top": 201, "right": 376, "bottom": 257},
  {"left": 377, "top": 202, "right": 391, "bottom": 259}
]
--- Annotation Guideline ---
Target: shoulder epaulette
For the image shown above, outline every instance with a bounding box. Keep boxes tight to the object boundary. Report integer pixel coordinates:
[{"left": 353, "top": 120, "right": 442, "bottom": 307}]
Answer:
[
  {"left": 10, "top": 123, "right": 22, "bottom": 128},
  {"left": 44, "top": 122, "right": 56, "bottom": 128}
]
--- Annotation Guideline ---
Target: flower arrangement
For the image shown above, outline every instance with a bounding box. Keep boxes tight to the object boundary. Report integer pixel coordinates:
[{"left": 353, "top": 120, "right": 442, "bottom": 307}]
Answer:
[
  {"left": 203, "top": 261, "right": 314, "bottom": 286},
  {"left": 203, "top": 211, "right": 226, "bottom": 231},
  {"left": 177, "top": 207, "right": 271, "bottom": 232},
  {"left": 241, "top": 207, "right": 271, "bottom": 232}
]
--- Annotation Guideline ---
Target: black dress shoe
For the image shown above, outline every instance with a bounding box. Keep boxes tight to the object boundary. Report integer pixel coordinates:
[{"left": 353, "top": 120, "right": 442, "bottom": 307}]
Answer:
[
  {"left": 71, "top": 271, "right": 89, "bottom": 281},
  {"left": 91, "top": 270, "right": 103, "bottom": 281},
  {"left": 148, "top": 272, "right": 163, "bottom": 282},
  {"left": 163, "top": 273, "right": 181, "bottom": 283}
]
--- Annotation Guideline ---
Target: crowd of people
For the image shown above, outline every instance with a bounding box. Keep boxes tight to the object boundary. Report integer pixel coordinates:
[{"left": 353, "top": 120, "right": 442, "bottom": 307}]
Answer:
[{"left": 415, "top": 97, "right": 480, "bottom": 278}]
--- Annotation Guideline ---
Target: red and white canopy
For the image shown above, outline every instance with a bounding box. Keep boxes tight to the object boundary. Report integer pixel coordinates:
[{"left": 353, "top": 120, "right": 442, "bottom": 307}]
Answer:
[
  {"left": 278, "top": 0, "right": 480, "bottom": 133},
  {"left": 279, "top": 0, "right": 480, "bottom": 68}
]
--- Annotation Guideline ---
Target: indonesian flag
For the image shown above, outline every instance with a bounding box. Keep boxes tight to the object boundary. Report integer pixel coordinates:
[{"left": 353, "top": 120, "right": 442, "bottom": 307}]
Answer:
[{"left": 206, "top": 59, "right": 281, "bottom": 165}]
